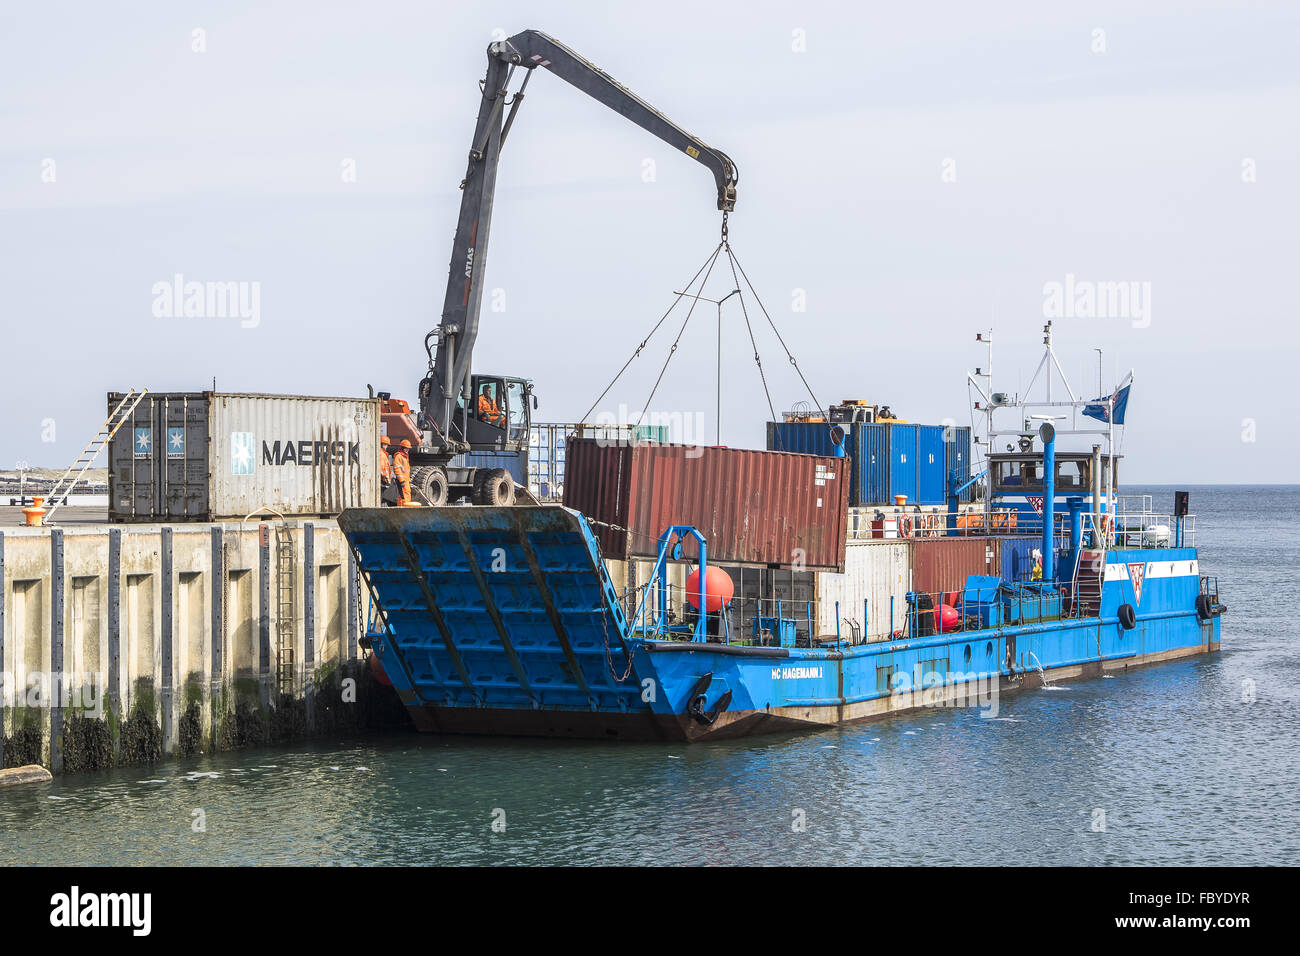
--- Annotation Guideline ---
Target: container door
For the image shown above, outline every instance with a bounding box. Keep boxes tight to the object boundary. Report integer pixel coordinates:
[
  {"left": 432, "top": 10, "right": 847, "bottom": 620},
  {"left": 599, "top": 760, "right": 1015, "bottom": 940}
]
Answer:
[
  {"left": 917, "top": 426, "right": 945, "bottom": 505},
  {"left": 856, "top": 423, "right": 890, "bottom": 505},
  {"left": 944, "top": 427, "right": 972, "bottom": 503},
  {"left": 888, "top": 424, "right": 918, "bottom": 503},
  {"left": 160, "top": 395, "right": 210, "bottom": 518},
  {"left": 109, "top": 392, "right": 157, "bottom": 519}
]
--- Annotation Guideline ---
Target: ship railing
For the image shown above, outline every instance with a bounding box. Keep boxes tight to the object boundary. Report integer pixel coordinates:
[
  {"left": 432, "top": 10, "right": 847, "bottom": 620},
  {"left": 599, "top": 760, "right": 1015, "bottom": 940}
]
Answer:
[
  {"left": 925, "top": 508, "right": 1197, "bottom": 549},
  {"left": 898, "top": 582, "right": 1084, "bottom": 638},
  {"left": 629, "top": 585, "right": 852, "bottom": 649},
  {"left": 1106, "top": 509, "right": 1195, "bottom": 549}
]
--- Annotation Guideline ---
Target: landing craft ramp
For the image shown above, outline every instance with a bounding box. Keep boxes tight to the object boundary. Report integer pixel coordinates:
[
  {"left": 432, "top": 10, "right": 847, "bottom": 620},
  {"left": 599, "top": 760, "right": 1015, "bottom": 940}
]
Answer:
[{"left": 339, "top": 506, "right": 651, "bottom": 727}]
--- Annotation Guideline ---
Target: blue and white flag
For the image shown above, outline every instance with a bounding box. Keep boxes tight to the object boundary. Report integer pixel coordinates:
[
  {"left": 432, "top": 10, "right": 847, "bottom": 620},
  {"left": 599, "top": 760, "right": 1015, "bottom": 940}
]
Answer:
[{"left": 1083, "top": 373, "right": 1133, "bottom": 425}]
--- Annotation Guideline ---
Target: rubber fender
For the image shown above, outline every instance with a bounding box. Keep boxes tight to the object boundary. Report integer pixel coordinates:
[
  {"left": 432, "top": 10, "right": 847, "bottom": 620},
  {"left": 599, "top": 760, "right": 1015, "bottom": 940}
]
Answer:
[
  {"left": 1195, "top": 593, "right": 1214, "bottom": 621},
  {"left": 1117, "top": 603, "right": 1137, "bottom": 630}
]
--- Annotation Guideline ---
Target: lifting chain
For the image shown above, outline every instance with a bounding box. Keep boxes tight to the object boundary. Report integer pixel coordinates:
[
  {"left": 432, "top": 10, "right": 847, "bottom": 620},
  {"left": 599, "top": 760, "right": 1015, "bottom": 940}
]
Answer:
[{"left": 720, "top": 210, "right": 729, "bottom": 243}]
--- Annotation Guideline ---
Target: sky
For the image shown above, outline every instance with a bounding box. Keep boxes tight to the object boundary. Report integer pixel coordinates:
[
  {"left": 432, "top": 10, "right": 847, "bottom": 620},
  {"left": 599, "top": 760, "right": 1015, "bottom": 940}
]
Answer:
[{"left": 1, "top": 0, "right": 1296, "bottom": 482}]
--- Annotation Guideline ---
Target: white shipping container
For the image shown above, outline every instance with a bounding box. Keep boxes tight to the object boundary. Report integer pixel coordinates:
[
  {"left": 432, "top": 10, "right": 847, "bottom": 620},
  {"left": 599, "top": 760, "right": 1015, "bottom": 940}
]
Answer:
[
  {"left": 108, "top": 392, "right": 381, "bottom": 521},
  {"left": 816, "top": 539, "right": 912, "bottom": 640}
]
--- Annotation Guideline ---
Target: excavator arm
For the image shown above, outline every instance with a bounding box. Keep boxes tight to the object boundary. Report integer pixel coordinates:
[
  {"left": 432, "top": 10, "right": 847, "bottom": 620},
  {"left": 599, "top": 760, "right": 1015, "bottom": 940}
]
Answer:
[{"left": 421, "top": 29, "right": 739, "bottom": 443}]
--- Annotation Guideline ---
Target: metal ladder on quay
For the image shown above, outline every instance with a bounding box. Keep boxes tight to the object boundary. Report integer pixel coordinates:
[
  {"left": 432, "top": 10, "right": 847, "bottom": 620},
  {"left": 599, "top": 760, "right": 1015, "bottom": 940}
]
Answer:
[
  {"left": 275, "top": 522, "right": 297, "bottom": 697},
  {"left": 43, "top": 388, "right": 148, "bottom": 524}
]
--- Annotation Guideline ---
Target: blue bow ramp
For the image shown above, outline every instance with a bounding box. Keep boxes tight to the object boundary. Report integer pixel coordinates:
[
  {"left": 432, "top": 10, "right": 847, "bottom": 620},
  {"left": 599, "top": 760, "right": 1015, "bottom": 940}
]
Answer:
[{"left": 339, "top": 506, "right": 648, "bottom": 719}]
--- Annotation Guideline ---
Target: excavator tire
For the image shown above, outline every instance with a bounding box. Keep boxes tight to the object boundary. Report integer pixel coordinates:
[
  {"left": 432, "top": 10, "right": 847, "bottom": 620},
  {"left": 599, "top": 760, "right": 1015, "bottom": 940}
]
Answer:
[
  {"left": 411, "top": 465, "right": 449, "bottom": 506},
  {"left": 477, "top": 469, "right": 515, "bottom": 507}
]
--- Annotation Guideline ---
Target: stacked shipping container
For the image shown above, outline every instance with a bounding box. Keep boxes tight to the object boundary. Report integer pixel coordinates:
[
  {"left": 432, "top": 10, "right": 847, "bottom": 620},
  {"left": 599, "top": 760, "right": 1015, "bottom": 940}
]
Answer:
[
  {"left": 766, "top": 421, "right": 972, "bottom": 506},
  {"left": 528, "top": 423, "right": 669, "bottom": 501},
  {"left": 563, "top": 438, "right": 850, "bottom": 570},
  {"left": 808, "top": 536, "right": 1054, "bottom": 641},
  {"left": 107, "top": 392, "right": 381, "bottom": 521}
]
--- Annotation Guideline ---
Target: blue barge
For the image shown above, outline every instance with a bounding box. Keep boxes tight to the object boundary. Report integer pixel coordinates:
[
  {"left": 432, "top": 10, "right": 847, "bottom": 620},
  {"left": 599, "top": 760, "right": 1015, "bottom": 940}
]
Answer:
[
  {"left": 339, "top": 492, "right": 1224, "bottom": 741},
  {"left": 342, "top": 324, "right": 1227, "bottom": 741}
]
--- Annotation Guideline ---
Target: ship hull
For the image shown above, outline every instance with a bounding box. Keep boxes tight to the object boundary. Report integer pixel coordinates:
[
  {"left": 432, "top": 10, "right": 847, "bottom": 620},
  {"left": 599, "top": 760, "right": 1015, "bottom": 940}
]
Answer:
[
  {"left": 395, "top": 612, "right": 1221, "bottom": 743},
  {"left": 339, "top": 507, "right": 1223, "bottom": 744}
]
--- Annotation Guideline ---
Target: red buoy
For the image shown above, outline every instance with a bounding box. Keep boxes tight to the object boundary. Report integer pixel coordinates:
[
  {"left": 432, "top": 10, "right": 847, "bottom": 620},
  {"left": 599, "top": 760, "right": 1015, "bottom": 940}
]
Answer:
[
  {"left": 685, "top": 565, "right": 734, "bottom": 613},
  {"left": 934, "top": 604, "right": 960, "bottom": 633}
]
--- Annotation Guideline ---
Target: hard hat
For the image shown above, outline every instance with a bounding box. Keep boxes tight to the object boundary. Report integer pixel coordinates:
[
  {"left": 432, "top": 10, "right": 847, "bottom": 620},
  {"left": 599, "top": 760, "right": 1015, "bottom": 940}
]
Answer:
[
  {"left": 399, "top": 439, "right": 412, "bottom": 449},
  {"left": 380, "top": 436, "right": 390, "bottom": 446}
]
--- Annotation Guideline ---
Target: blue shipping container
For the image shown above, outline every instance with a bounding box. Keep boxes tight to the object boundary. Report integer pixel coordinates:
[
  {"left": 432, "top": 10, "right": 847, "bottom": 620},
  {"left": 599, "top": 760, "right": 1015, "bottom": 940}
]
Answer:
[
  {"left": 766, "top": 420, "right": 959, "bottom": 506},
  {"left": 766, "top": 421, "right": 841, "bottom": 458},
  {"left": 767, "top": 421, "right": 890, "bottom": 506},
  {"left": 944, "top": 426, "right": 973, "bottom": 503},
  {"left": 916, "top": 425, "right": 946, "bottom": 505},
  {"left": 998, "top": 536, "right": 1040, "bottom": 583},
  {"left": 888, "top": 424, "right": 918, "bottom": 503},
  {"left": 854, "top": 423, "right": 891, "bottom": 506}
]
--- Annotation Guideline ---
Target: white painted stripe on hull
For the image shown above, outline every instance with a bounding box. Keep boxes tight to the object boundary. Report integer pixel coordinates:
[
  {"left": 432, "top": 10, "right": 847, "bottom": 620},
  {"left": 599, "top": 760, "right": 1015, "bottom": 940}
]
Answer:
[{"left": 1104, "top": 559, "right": 1198, "bottom": 581}]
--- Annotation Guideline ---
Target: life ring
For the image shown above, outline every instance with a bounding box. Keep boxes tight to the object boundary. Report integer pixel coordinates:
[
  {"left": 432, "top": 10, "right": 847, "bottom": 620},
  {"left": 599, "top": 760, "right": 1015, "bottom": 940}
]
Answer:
[
  {"left": 1117, "top": 603, "right": 1137, "bottom": 630},
  {"left": 922, "top": 513, "right": 941, "bottom": 537},
  {"left": 898, "top": 513, "right": 915, "bottom": 538}
]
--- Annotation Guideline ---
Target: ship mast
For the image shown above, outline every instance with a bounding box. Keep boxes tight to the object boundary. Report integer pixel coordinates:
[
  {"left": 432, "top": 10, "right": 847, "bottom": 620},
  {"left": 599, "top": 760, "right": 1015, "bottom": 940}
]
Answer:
[{"left": 971, "top": 321, "right": 1129, "bottom": 531}]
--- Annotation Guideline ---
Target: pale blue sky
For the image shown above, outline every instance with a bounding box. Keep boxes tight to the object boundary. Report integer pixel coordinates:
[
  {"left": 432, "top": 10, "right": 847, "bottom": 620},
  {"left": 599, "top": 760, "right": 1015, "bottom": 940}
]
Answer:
[{"left": 2, "top": 1, "right": 1296, "bottom": 481}]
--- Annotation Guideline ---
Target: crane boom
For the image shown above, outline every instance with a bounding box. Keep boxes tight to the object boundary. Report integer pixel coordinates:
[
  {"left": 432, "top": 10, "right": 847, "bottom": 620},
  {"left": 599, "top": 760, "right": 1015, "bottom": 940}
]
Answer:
[{"left": 421, "top": 29, "right": 739, "bottom": 443}]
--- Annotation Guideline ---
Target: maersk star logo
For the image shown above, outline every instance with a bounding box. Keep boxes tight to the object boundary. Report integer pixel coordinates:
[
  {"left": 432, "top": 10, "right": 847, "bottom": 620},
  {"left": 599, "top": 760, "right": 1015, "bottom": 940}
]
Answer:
[
  {"left": 230, "top": 432, "right": 255, "bottom": 475},
  {"left": 167, "top": 427, "right": 185, "bottom": 458},
  {"left": 133, "top": 427, "right": 151, "bottom": 458}
]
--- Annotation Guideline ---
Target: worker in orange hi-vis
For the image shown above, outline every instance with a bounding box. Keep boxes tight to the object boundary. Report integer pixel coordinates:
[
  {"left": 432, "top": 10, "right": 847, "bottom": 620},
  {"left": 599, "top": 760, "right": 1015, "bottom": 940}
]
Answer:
[
  {"left": 393, "top": 439, "right": 413, "bottom": 505},
  {"left": 477, "top": 383, "right": 505, "bottom": 427},
  {"left": 379, "top": 436, "right": 395, "bottom": 503}
]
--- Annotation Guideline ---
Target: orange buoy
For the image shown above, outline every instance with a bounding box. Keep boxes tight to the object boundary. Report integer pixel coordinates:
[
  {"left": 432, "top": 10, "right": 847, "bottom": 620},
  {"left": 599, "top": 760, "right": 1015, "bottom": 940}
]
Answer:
[{"left": 685, "top": 565, "right": 734, "bottom": 613}]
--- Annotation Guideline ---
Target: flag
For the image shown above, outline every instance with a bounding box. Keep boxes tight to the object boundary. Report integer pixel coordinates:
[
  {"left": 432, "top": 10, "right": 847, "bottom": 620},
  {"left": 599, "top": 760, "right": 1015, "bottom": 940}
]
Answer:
[{"left": 1083, "top": 374, "right": 1132, "bottom": 425}]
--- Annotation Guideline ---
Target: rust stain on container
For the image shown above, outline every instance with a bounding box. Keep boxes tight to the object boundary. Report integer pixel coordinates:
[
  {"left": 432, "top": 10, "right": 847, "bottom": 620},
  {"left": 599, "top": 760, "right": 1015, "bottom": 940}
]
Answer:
[
  {"left": 563, "top": 439, "right": 849, "bottom": 570},
  {"left": 910, "top": 537, "right": 997, "bottom": 595}
]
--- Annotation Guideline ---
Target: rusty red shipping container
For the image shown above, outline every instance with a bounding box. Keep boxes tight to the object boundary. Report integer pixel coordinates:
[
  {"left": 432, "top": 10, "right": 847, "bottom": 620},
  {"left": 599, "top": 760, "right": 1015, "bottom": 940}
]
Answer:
[
  {"left": 910, "top": 537, "right": 998, "bottom": 595},
  {"left": 563, "top": 439, "right": 849, "bottom": 570}
]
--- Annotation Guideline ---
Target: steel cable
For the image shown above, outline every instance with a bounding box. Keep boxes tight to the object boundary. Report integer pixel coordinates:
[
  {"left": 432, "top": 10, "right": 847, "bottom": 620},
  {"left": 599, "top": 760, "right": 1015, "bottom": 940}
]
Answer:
[
  {"left": 632, "top": 242, "right": 726, "bottom": 432},
  {"left": 579, "top": 241, "right": 724, "bottom": 426},
  {"left": 725, "top": 243, "right": 828, "bottom": 421},
  {"left": 723, "top": 245, "right": 780, "bottom": 438}
]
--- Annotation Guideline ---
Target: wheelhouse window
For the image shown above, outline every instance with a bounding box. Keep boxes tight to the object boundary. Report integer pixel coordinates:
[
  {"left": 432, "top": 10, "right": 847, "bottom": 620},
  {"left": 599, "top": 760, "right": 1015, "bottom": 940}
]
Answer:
[
  {"left": 1056, "top": 458, "right": 1090, "bottom": 493},
  {"left": 993, "top": 457, "right": 1043, "bottom": 493}
]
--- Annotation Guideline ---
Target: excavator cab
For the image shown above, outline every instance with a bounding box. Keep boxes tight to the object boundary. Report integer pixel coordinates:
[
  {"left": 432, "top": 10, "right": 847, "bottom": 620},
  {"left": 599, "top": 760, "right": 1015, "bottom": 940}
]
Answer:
[{"left": 456, "top": 374, "right": 534, "bottom": 447}]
